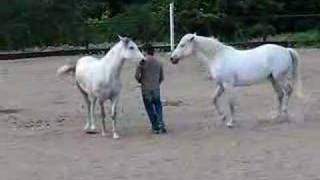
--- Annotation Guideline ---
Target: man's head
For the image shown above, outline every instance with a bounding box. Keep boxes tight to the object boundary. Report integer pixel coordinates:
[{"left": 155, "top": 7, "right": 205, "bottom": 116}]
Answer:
[{"left": 145, "top": 44, "right": 154, "bottom": 56}]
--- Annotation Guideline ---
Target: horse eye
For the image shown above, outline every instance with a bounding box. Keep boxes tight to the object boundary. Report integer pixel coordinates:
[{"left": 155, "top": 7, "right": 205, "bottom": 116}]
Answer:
[
  {"left": 180, "top": 44, "right": 185, "bottom": 48},
  {"left": 129, "top": 46, "right": 134, "bottom": 50}
]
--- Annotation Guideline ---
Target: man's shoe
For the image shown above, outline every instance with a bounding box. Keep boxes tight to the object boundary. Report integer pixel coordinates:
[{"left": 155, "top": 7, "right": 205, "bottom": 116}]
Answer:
[
  {"left": 152, "top": 129, "right": 160, "bottom": 134},
  {"left": 160, "top": 128, "right": 167, "bottom": 134}
]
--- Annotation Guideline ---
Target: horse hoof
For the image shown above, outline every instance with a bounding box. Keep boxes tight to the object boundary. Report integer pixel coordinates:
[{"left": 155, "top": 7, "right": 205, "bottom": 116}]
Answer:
[
  {"left": 226, "top": 122, "right": 234, "bottom": 128},
  {"left": 101, "top": 132, "right": 107, "bottom": 137},
  {"left": 89, "top": 126, "right": 97, "bottom": 131},
  {"left": 113, "top": 133, "right": 120, "bottom": 139},
  {"left": 270, "top": 112, "right": 280, "bottom": 120}
]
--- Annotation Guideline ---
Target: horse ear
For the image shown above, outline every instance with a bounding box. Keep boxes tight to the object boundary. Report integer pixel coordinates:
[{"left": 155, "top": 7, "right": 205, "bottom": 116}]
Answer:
[
  {"left": 118, "top": 35, "right": 130, "bottom": 45},
  {"left": 193, "top": 32, "right": 197, "bottom": 36},
  {"left": 189, "top": 35, "right": 195, "bottom": 42},
  {"left": 118, "top": 35, "right": 124, "bottom": 41}
]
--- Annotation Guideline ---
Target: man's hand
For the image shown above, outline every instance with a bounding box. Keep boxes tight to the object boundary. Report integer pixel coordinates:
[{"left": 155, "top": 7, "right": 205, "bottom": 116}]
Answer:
[{"left": 139, "top": 59, "right": 146, "bottom": 66}]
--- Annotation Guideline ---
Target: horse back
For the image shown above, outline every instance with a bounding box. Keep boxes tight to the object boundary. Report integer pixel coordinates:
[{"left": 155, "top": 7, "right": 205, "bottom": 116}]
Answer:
[
  {"left": 258, "top": 44, "right": 292, "bottom": 78},
  {"left": 215, "top": 44, "right": 292, "bottom": 85}
]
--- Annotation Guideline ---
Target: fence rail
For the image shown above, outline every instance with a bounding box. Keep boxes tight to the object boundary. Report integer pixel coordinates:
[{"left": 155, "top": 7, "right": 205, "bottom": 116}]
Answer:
[{"left": 0, "top": 41, "right": 296, "bottom": 60}]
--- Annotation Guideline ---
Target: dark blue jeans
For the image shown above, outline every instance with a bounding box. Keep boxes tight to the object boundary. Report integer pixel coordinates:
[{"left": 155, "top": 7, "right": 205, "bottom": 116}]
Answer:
[{"left": 142, "top": 89, "right": 165, "bottom": 130}]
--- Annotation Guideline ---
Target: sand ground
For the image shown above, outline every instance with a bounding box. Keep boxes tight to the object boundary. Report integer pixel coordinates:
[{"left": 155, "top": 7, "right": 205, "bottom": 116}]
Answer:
[{"left": 1, "top": 49, "right": 320, "bottom": 180}]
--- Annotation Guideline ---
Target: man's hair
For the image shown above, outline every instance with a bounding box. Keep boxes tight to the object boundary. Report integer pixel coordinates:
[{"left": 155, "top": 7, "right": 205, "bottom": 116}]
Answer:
[{"left": 145, "top": 44, "right": 154, "bottom": 55}]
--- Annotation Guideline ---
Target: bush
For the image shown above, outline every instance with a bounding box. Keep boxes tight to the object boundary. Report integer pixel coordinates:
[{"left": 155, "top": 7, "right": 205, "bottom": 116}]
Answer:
[
  {"left": 248, "top": 23, "right": 276, "bottom": 41},
  {"left": 273, "top": 29, "right": 320, "bottom": 47}
]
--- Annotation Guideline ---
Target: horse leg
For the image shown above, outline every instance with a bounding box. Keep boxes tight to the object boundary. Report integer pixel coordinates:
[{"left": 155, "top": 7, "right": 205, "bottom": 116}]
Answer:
[
  {"left": 76, "top": 82, "right": 90, "bottom": 131},
  {"left": 285, "top": 77, "right": 294, "bottom": 100},
  {"left": 89, "top": 96, "right": 97, "bottom": 132},
  {"left": 279, "top": 88, "right": 289, "bottom": 121},
  {"left": 111, "top": 97, "right": 120, "bottom": 139},
  {"left": 99, "top": 100, "right": 107, "bottom": 136},
  {"left": 279, "top": 67, "right": 297, "bottom": 121},
  {"left": 227, "top": 98, "right": 236, "bottom": 128},
  {"left": 213, "top": 84, "right": 226, "bottom": 122},
  {"left": 280, "top": 78, "right": 292, "bottom": 120},
  {"left": 224, "top": 83, "right": 236, "bottom": 128},
  {"left": 270, "top": 75, "right": 289, "bottom": 121},
  {"left": 269, "top": 76, "right": 284, "bottom": 119}
]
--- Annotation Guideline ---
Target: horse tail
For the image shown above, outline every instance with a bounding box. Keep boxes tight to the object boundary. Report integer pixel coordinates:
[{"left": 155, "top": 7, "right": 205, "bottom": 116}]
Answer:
[
  {"left": 288, "top": 48, "right": 303, "bottom": 98},
  {"left": 57, "top": 58, "right": 77, "bottom": 76}
]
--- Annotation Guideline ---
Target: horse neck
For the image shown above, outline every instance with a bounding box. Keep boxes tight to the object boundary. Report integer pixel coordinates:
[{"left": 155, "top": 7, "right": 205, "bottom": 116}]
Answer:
[
  {"left": 101, "top": 43, "right": 125, "bottom": 79},
  {"left": 195, "top": 36, "right": 233, "bottom": 63}
]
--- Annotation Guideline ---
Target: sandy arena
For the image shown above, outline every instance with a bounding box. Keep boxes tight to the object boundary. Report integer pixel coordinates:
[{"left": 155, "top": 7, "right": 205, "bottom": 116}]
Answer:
[{"left": 1, "top": 49, "right": 320, "bottom": 180}]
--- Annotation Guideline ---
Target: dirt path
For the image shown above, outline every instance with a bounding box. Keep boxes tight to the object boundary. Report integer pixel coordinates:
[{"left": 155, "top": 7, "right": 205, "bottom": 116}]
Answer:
[{"left": 1, "top": 49, "right": 320, "bottom": 180}]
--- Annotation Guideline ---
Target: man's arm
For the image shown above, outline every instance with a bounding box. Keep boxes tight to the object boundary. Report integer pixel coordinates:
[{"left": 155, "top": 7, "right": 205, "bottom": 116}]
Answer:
[
  {"left": 159, "top": 64, "right": 164, "bottom": 83},
  {"left": 135, "top": 61, "right": 144, "bottom": 83}
]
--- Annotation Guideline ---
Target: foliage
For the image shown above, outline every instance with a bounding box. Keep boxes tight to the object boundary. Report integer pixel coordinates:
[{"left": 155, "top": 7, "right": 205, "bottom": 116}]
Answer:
[
  {"left": 1, "top": 0, "right": 320, "bottom": 50},
  {"left": 272, "top": 30, "right": 320, "bottom": 47}
]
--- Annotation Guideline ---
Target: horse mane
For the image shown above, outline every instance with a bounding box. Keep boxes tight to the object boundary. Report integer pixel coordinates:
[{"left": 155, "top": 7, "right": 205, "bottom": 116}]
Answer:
[
  {"left": 196, "top": 36, "right": 221, "bottom": 53},
  {"left": 208, "top": 36, "right": 229, "bottom": 47},
  {"left": 101, "top": 41, "right": 122, "bottom": 61},
  {"left": 197, "top": 35, "right": 234, "bottom": 53}
]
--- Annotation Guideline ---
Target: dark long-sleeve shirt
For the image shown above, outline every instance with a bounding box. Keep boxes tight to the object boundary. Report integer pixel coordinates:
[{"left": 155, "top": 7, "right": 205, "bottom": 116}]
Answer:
[{"left": 135, "top": 55, "right": 164, "bottom": 90}]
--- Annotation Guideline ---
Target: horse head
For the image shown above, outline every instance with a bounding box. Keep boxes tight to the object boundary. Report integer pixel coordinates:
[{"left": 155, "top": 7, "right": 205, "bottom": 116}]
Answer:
[
  {"left": 118, "top": 35, "right": 145, "bottom": 63},
  {"left": 170, "top": 33, "right": 196, "bottom": 64}
]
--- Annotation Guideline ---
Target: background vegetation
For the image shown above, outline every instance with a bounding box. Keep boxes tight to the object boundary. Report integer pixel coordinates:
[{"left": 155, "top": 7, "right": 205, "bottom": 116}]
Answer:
[{"left": 1, "top": 0, "right": 320, "bottom": 50}]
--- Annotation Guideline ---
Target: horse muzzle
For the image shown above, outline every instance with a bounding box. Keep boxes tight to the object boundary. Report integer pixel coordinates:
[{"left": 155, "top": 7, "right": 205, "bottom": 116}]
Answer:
[
  {"left": 139, "top": 59, "right": 146, "bottom": 65},
  {"left": 170, "top": 57, "right": 179, "bottom": 64}
]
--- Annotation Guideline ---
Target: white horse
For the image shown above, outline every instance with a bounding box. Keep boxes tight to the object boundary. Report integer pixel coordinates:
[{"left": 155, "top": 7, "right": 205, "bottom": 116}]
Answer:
[
  {"left": 170, "top": 33, "right": 303, "bottom": 128},
  {"left": 57, "top": 36, "right": 145, "bottom": 138}
]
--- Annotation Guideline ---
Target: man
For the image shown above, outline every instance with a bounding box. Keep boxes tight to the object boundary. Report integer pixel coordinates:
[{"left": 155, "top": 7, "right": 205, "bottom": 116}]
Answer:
[{"left": 135, "top": 45, "right": 167, "bottom": 134}]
